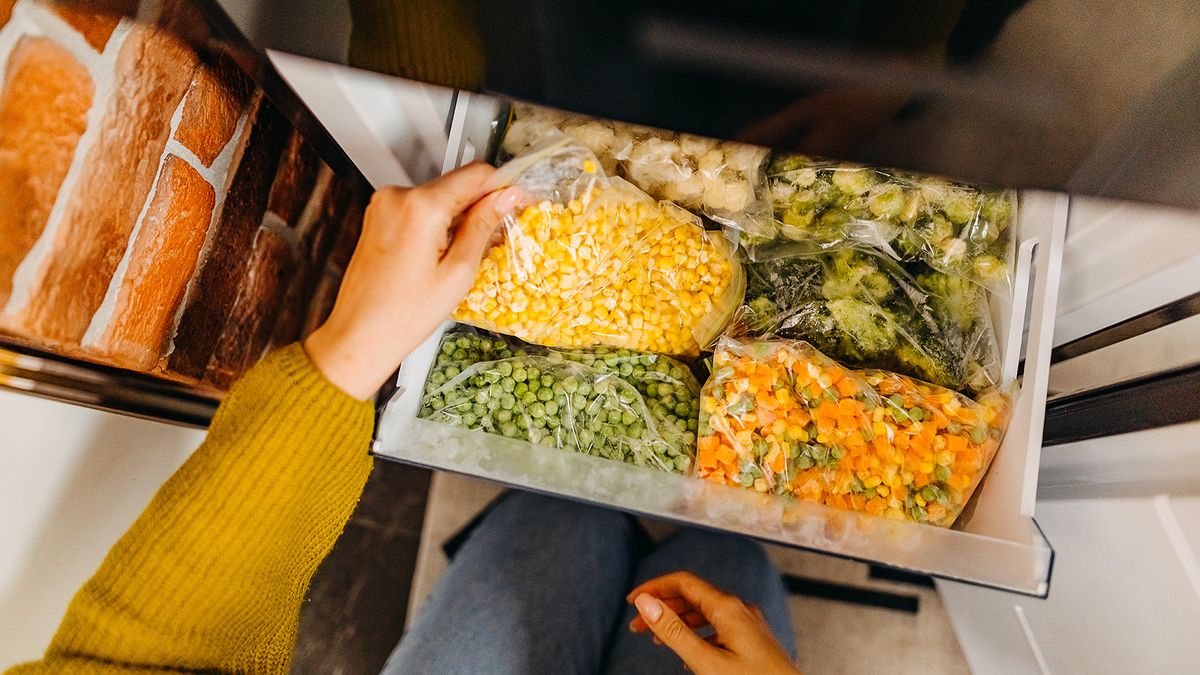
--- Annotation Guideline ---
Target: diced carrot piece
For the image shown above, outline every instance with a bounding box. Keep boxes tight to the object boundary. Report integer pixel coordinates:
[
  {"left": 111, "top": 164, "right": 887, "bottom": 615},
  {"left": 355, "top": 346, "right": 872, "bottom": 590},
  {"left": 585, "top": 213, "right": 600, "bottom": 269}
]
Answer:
[
  {"left": 698, "top": 436, "right": 720, "bottom": 452},
  {"left": 837, "top": 398, "right": 859, "bottom": 415},
  {"left": 846, "top": 430, "right": 865, "bottom": 448},
  {"left": 915, "top": 473, "right": 930, "bottom": 488},
  {"left": 873, "top": 436, "right": 891, "bottom": 453},
  {"left": 946, "top": 435, "right": 967, "bottom": 454},
  {"left": 790, "top": 409, "right": 811, "bottom": 426},
  {"left": 770, "top": 452, "right": 786, "bottom": 474},
  {"left": 826, "top": 367, "right": 846, "bottom": 384},
  {"left": 818, "top": 400, "right": 839, "bottom": 419},
  {"left": 697, "top": 446, "right": 717, "bottom": 468},
  {"left": 715, "top": 444, "right": 738, "bottom": 465},
  {"left": 836, "top": 377, "right": 859, "bottom": 397}
]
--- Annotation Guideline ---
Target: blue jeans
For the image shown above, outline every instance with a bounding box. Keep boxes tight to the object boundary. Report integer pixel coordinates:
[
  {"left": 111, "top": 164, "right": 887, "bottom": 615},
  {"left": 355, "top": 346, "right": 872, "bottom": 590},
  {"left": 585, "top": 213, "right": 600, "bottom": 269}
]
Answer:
[{"left": 381, "top": 491, "right": 795, "bottom": 674}]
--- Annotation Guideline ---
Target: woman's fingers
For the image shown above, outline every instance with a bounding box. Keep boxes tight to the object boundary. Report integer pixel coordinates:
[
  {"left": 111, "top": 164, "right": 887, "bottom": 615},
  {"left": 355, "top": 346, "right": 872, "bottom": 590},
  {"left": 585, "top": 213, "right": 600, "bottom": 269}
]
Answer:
[
  {"left": 412, "top": 162, "right": 499, "bottom": 222},
  {"left": 630, "top": 608, "right": 708, "bottom": 633},
  {"left": 633, "top": 593, "right": 726, "bottom": 670},
  {"left": 627, "top": 572, "right": 731, "bottom": 619}
]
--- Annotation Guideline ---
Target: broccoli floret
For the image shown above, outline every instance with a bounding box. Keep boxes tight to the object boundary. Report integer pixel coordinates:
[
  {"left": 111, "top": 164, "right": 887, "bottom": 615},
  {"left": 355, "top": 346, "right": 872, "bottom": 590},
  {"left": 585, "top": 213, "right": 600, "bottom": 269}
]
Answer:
[
  {"left": 821, "top": 250, "right": 893, "bottom": 303},
  {"left": 867, "top": 184, "right": 906, "bottom": 220},
  {"left": 831, "top": 167, "right": 876, "bottom": 196},
  {"left": 941, "top": 188, "right": 981, "bottom": 226},
  {"left": 916, "top": 267, "right": 986, "bottom": 331},
  {"left": 743, "top": 295, "right": 781, "bottom": 334},
  {"left": 826, "top": 298, "right": 897, "bottom": 359},
  {"left": 980, "top": 191, "right": 1016, "bottom": 230}
]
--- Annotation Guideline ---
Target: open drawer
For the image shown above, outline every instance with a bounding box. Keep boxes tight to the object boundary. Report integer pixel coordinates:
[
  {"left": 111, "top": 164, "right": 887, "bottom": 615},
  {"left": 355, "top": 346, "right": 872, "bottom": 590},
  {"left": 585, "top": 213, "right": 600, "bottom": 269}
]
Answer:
[{"left": 373, "top": 99, "right": 1068, "bottom": 597}]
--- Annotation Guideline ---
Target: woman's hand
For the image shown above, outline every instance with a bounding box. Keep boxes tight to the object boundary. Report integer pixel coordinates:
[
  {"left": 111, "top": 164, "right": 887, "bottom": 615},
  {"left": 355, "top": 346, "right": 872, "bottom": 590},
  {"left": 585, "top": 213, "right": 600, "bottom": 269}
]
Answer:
[
  {"left": 305, "top": 162, "right": 520, "bottom": 399},
  {"left": 629, "top": 571, "right": 800, "bottom": 675}
]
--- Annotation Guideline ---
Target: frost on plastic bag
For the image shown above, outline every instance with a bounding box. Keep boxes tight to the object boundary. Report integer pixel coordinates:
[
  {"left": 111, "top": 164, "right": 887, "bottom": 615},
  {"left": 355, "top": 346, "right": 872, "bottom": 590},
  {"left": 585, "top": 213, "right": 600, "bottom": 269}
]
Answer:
[
  {"left": 419, "top": 330, "right": 699, "bottom": 472},
  {"left": 738, "top": 248, "right": 1001, "bottom": 396},
  {"left": 501, "top": 102, "right": 771, "bottom": 233},
  {"left": 454, "top": 138, "right": 745, "bottom": 357},
  {"left": 696, "top": 337, "right": 1010, "bottom": 527},
  {"left": 743, "top": 153, "right": 1017, "bottom": 293}
]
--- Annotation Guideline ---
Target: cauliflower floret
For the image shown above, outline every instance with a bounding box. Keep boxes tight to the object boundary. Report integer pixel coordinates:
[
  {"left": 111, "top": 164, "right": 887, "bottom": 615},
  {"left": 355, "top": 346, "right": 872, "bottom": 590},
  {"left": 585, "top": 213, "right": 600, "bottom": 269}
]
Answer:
[
  {"left": 679, "top": 133, "right": 716, "bottom": 158},
  {"left": 626, "top": 137, "right": 680, "bottom": 188},
  {"left": 705, "top": 178, "right": 753, "bottom": 212},
  {"left": 662, "top": 174, "right": 706, "bottom": 205},
  {"left": 567, "top": 121, "right": 617, "bottom": 158},
  {"left": 723, "top": 142, "right": 768, "bottom": 175},
  {"left": 698, "top": 149, "right": 725, "bottom": 176}
]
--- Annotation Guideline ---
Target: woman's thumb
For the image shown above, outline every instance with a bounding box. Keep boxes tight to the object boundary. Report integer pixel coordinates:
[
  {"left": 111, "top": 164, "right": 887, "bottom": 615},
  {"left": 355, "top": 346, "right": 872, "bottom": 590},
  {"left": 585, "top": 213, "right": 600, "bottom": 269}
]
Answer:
[
  {"left": 634, "top": 593, "right": 719, "bottom": 668},
  {"left": 445, "top": 187, "right": 522, "bottom": 266}
]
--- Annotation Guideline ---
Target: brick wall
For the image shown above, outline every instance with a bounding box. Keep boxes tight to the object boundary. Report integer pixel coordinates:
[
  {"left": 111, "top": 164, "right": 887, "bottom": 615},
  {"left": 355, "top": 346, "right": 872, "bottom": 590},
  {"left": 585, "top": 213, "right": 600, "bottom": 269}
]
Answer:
[{"left": 0, "top": 0, "right": 363, "bottom": 392}]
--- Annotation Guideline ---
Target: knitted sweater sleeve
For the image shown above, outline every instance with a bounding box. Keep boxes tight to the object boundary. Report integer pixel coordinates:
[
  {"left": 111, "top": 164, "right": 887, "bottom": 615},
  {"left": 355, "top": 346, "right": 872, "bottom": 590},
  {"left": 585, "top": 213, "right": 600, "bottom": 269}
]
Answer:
[{"left": 6, "top": 344, "right": 376, "bottom": 674}]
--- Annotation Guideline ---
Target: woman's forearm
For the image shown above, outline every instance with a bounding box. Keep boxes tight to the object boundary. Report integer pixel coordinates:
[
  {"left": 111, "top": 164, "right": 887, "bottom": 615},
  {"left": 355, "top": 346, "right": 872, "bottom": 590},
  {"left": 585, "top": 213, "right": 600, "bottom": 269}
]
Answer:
[{"left": 8, "top": 344, "right": 374, "bottom": 675}]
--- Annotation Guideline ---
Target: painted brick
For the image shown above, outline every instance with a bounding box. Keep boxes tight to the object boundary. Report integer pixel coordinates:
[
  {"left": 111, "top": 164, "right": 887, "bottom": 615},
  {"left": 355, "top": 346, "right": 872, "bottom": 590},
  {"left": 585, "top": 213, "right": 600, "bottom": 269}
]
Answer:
[
  {"left": 0, "top": 36, "right": 93, "bottom": 308},
  {"left": 205, "top": 226, "right": 294, "bottom": 389},
  {"left": 267, "top": 130, "right": 320, "bottom": 224},
  {"left": 8, "top": 27, "right": 196, "bottom": 345},
  {"left": 50, "top": 0, "right": 137, "bottom": 52},
  {"left": 168, "top": 98, "right": 289, "bottom": 380},
  {"left": 93, "top": 155, "right": 215, "bottom": 370},
  {"left": 174, "top": 55, "right": 252, "bottom": 167}
]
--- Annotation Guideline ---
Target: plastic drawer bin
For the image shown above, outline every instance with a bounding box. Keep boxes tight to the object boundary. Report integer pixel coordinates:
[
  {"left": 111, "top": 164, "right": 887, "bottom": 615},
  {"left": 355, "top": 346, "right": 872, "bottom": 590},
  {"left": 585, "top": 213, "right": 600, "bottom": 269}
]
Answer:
[{"left": 374, "top": 100, "right": 1066, "bottom": 597}]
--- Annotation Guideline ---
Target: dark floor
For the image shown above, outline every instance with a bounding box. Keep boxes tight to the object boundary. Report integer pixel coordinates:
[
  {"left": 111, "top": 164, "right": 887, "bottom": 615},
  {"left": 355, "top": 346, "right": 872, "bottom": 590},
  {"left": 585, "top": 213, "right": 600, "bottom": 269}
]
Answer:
[{"left": 290, "top": 460, "right": 431, "bottom": 675}]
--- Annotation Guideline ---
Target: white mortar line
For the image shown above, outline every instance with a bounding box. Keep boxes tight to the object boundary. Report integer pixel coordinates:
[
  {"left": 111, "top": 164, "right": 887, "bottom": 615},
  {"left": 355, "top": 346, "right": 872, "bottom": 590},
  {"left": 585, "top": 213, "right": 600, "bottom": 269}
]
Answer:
[
  {"left": 82, "top": 83, "right": 192, "bottom": 347},
  {"left": 2, "top": 17, "right": 131, "bottom": 321},
  {"left": 162, "top": 93, "right": 260, "bottom": 361},
  {"left": 294, "top": 165, "right": 334, "bottom": 240}
]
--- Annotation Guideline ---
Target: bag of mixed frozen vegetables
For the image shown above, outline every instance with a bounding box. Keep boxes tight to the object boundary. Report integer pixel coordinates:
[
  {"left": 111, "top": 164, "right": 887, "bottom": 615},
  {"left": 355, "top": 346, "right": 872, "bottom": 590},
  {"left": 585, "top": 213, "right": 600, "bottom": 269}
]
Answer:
[
  {"left": 501, "top": 102, "right": 772, "bottom": 234},
  {"left": 454, "top": 137, "right": 745, "bottom": 357},
  {"left": 695, "top": 337, "right": 1010, "bottom": 527},
  {"left": 737, "top": 247, "right": 1001, "bottom": 396},
  {"left": 420, "top": 330, "right": 701, "bottom": 473},
  {"left": 739, "top": 153, "right": 1017, "bottom": 293}
]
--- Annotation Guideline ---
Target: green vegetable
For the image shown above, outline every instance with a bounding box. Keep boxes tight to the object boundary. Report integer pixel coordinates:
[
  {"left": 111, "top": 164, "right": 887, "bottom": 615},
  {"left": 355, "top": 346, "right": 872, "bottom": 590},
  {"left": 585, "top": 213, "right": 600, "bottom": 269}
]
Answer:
[
  {"left": 755, "top": 154, "right": 1016, "bottom": 290},
  {"left": 419, "top": 330, "right": 700, "bottom": 472}
]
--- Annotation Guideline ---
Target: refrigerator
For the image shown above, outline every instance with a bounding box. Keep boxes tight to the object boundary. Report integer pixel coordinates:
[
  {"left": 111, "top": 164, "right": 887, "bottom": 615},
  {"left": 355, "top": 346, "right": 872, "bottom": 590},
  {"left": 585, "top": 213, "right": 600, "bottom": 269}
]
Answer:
[{"left": 1, "top": 0, "right": 1197, "bottom": 671}]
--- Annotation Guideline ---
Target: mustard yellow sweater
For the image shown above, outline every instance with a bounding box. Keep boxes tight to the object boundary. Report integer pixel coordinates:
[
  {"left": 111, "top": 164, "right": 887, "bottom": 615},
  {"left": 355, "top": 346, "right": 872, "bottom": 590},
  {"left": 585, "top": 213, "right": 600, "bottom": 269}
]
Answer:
[{"left": 7, "top": 344, "right": 375, "bottom": 674}]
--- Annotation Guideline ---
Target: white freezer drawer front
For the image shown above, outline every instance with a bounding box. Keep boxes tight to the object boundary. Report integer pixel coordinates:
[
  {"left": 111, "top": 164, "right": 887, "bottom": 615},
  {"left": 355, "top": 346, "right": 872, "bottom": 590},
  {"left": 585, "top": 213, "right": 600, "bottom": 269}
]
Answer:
[{"left": 375, "top": 187, "right": 1067, "bottom": 596}]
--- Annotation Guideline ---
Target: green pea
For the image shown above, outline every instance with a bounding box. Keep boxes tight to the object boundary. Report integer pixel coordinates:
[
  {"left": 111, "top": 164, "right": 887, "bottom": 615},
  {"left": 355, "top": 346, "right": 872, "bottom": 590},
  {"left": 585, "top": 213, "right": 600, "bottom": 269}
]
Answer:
[
  {"left": 572, "top": 394, "right": 587, "bottom": 410},
  {"left": 864, "top": 487, "right": 878, "bottom": 499},
  {"left": 530, "top": 402, "right": 546, "bottom": 418},
  {"left": 527, "top": 367, "right": 541, "bottom": 381},
  {"left": 541, "top": 375, "right": 554, "bottom": 388},
  {"left": 622, "top": 411, "right": 638, "bottom": 425},
  {"left": 971, "top": 426, "right": 989, "bottom": 444},
  {"left": 522, "top": 392, "right": 538, "bottom": 405},
  {"left": 674, "top": 402, "right": 690, "bottom": 418},
  {"left": 908, "top": 407, "right": 925, "bottom": 421},
  {"left": 500, "top": 394, "right": 516, "bottom": 410},
  {"left": 921, "top": 486, "right": 939, "bottom": 502},
  {"left": 440, "top": 341, "right": 456, "bottom": 354},
  {"left": 495, "top": 361, "right": 512, "bottom": 376},
  {"left": 497, "top": 409, "right": 513, "bottom": 423},
  {"left": 888, "top": 394, "right": 905, "bottom": 409},
  {"left": 537, "top": 388, "right": 554, "bottom": 402},
  {"left": 545, "top": 401, "right": 560, "bottom": 416},
  {"left": 935, "top": 465, "right": 952, "bottom": 482},
  {"left": 445, "top": 366, "right": 460, "bottom": 378},
  {"left": 462, "top": 413, "right": 478, "bottom": 426},
  {"left": 513, "top": 368, "right": 527, "bottom": 382}
]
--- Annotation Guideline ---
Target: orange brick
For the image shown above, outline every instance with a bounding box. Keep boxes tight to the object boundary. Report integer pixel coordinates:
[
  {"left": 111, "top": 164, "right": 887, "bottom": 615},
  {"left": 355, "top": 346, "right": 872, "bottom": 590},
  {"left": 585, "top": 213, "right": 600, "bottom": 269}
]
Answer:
[
  {"left": 174, "top": 56, "right": 252, "bottom": 167},
  {"left": 0, "top": 37, "right": 93, "bottom": 308},
  {"left": 93, "top": 155, "right": 215, "bottom": 371},
  {"left": 10, "top": 26, "right": 197, "bottom": 345},
  {"left": 205, "top": 226, "right": 295, "bottom": 389},
  {"left": 50, "top": 0, "right": 137, "bottom": 52}
]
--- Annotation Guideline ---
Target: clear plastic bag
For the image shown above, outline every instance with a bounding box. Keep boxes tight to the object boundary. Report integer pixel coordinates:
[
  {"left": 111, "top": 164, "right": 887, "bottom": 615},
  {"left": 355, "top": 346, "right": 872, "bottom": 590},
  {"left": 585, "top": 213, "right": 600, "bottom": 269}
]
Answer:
[
  {"left": 420, "top": 329, "right": 699, "bottom": 472},
  {"left": 501, "top": 102, "right": 772, "bottom": 234},
  {"left": 696, "top": 337, "right": 1010, "bottom": 527},
  {"left": 742, "top": 154, "right": 1017, "bottom": 293},
  {"left": 455, "top": 138, "right": 745, "bottom": 357},
  {"left": 738, "top": 248, "right": 1001, "bottom": 396}
]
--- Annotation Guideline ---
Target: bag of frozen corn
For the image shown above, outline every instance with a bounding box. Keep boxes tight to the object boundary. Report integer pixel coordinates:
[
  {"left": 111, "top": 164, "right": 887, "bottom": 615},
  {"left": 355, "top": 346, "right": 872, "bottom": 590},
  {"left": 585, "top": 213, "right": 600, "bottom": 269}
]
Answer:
[
  {"left": 454, "top": 138, "right": 744, "bottom": 357},
  {"left": 695, "top": 337, "right": 1009, "bottom": 527},
  {"left": 420, "top": 329, "right": 700, "bottom": 473},
  {"left": 737, "top": 153, "right": 1017, "bottom": 293}
]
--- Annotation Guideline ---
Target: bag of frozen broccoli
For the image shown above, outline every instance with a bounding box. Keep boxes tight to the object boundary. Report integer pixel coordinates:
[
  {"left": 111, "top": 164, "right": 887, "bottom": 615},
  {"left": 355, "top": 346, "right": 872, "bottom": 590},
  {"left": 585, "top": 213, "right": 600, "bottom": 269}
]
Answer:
[
  {"left": 454, "top": 136, "right": 744, "bottom": 357},
  {"left": 741, "top": 153, "right": 1017, "bottom": 294},
  {"left": 420, "top": 329, "right": 700, "bottom": 473},
  {"left": 735, "top": 247, "right": 1002, "bottom": 396},
  {"left": 501, "top": 102, "right": 773, "bottom": 237},
  {"left": 696, "top": 336, "right": 1010, "bottom": 527}
]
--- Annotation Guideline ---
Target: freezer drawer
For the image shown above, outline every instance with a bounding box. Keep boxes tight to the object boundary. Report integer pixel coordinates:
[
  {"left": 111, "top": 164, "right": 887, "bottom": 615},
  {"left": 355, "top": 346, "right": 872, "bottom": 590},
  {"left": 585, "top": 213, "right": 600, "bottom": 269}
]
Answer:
[{"left": 374, "top": 137, "right": 1067, "bottom": 596}]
